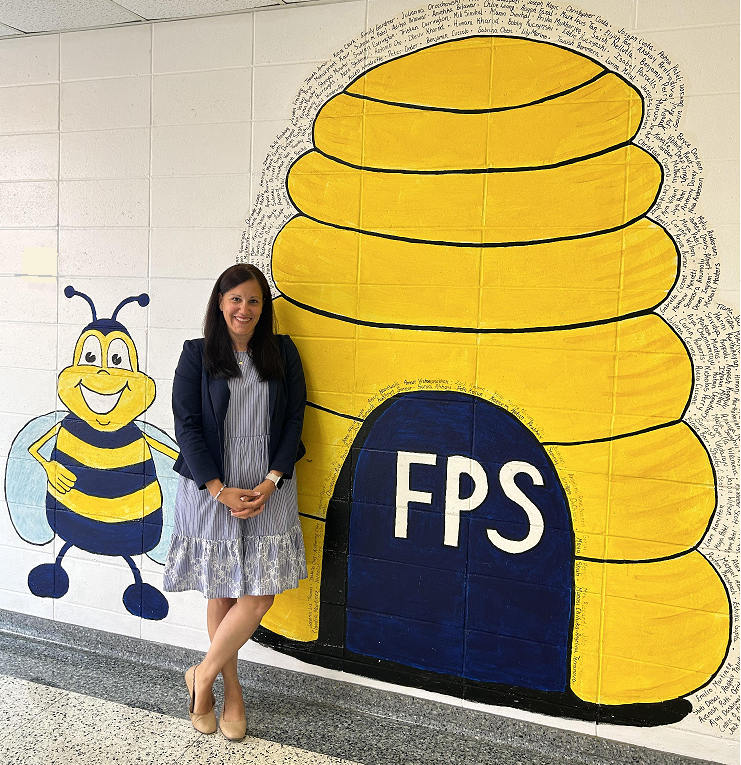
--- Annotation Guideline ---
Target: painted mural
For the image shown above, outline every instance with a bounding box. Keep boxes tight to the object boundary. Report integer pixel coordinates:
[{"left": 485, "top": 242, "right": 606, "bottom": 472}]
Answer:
[
  {"left": 241, "top": 0, "right": 738, "bottom": 738},
  {"left": 4, "top": 287, "right": 178, "bottom": 620}
]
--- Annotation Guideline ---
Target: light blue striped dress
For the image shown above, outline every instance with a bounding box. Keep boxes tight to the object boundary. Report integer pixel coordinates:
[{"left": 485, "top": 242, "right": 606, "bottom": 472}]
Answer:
[{"left": 163, "top": 352, "right": 307, "bottom": 598}]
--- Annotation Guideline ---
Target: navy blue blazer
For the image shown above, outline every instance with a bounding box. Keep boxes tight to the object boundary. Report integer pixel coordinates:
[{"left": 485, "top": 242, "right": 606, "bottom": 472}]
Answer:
[{"left": 172, "top": 336, "right": 306, "bottom": 490}]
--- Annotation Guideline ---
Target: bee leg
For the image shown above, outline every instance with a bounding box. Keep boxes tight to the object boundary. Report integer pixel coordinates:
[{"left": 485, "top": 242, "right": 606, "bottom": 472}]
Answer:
[
  {"left": 28, "top": 542, "right": 71, "bottom": 599},
  {"left": 121, "top": 554, "right": 169, "bottom": 621}
]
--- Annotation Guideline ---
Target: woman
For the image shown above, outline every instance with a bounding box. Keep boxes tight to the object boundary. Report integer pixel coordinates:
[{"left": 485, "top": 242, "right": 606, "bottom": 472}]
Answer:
[{"left": 163, "top": 264, "right": 307, "bottom": 740}]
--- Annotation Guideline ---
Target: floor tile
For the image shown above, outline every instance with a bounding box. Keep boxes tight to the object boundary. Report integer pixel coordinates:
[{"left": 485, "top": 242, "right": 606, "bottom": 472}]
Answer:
[
  {"left": 180, "top": 735, "right": 360, "bottom": 764},
  {"left": 0, "top": 688, "right": 199, "bottom": 765},
  {"left": 0, "top": 618, "right": 725, "bottom": 765},
  {"left": 0, "top": 674, "right": 67, "bottom": 737}
]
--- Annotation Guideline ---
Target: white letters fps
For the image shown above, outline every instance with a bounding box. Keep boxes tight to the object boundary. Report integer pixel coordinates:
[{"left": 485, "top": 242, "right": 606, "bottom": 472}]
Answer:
[{"left": 394, "top": 451, "right": 545, "bottom": 553}]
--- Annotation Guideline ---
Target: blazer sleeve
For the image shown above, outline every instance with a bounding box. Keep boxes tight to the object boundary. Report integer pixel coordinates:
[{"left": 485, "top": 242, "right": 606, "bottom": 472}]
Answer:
[
  {"left": 172, "top": 340, "right": 221, "bottom": 490},
  {"left": 269, "top": 336, "right": 307, "bottom": 478}
]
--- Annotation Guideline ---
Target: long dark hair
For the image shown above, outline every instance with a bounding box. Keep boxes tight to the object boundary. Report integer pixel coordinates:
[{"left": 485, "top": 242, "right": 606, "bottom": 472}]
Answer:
[{"left": 203, "top": 264, "right": 284, "bottom": 380}]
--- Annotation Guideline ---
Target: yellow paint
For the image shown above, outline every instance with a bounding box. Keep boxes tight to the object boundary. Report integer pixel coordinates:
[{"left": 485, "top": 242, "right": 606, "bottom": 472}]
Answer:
[
  {"left": 56, "top": 329, "right": 155, "bottom": 433},
  {"left": 143, "top": 433, "right": 179, "bottom": 461},
  {"left": 276, "top": 299, "right": 691, "bottom": 442},
  {"left": 49, "top": 479, "right": 162, "bottom": 523},
  {"left": 294, "top": 408, "right": 359, "bottom": 518},
  {"left": 288, "top": 146, "right": 661, "bottom": 244},
  {"left": 28, "top": 422, "right": 62, "bottom": 465},
  {"left": 346, "top": 36, "right": 603, "bottom": 110},
  {"left": 572, "top": 553, "right": 730, "bottom": 703},
  {"left": 274, "top": 218, "right": 677, "bottom": 329},
  {"left": 261, "top": 515, "right": 325, "bottom": 641},
  {"left": 263, "top": 407, "right": 360, "bottom": 637},
  {"left": 550, "top": 423, "right": 715, "bottom": 560},
  {"left": 72, "top": 330, "right": 139, "bottom": 371},
  {"left": 267, "top": 35, "right": 731, "bottom": 707},
  {"left": 56, "top": 428, "right": 152, "bottom": 469},
  {"left": 317, "top": 73, "right": 642, "bottom": 171}
]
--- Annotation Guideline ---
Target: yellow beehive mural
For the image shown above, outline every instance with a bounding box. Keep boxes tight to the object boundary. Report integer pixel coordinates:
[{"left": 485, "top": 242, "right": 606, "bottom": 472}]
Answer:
[{"left": 255, "top": 35, "right": 730, "bottom": 720}]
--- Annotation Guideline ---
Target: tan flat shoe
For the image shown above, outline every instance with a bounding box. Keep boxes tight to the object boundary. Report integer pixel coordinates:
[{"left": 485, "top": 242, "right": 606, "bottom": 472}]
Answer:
[
  {"left": 219, "top": 715, "right": 247, "bottom": 741},
  {"left": 185, "top": 664, "right": 217, "bottom": 734}
]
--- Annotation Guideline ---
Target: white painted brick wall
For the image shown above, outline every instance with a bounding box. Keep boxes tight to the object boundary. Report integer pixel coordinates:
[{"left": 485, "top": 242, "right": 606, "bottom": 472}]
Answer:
[{"left": 0, "top": 2, "right": 737, "bottom": 762}]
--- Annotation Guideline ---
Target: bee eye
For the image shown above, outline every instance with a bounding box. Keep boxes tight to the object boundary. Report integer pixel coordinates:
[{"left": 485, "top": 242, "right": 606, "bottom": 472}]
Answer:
[
  {"left": 78, "top": 335, "right": 103, "bottom": 367},
  {"left": 106, "top": 338, "right": 133, "bottom": 371}
]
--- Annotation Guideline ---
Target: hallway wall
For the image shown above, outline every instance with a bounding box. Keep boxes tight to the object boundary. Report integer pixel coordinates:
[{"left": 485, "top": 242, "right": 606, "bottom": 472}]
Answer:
[{"left": 0, "top": 1, "right": 737, "bottom": 762}]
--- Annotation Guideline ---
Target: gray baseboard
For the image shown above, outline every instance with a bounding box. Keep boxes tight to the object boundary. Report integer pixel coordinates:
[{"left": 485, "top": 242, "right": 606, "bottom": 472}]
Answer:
[{"left": 0, "top": 608, "right": 718, "bottom": 765}]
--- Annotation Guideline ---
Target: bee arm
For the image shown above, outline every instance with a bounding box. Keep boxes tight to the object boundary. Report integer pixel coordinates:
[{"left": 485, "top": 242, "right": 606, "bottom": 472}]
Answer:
[
  {"left": 143, "top": 434, "right": 178, "bottom": 461},
  {"left": 27, "top": 422, "right": 62, "bottom": 465}
]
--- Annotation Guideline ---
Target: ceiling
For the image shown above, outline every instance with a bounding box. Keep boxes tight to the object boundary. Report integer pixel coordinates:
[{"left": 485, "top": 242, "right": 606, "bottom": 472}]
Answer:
[{"left": 0, "top": 0, "right": 324, "bottom": 37}]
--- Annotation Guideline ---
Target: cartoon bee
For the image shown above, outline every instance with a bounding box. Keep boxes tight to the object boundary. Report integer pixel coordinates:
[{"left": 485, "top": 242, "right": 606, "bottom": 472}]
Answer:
[{"left": 4, "top": 286, "right": 179, "bottom": 620}]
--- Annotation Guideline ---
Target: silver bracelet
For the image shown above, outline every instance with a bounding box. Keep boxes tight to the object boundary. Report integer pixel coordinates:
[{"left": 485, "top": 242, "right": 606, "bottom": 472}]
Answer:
[{"left": 214, "top": 484, "right": 226, "bottom": 501}]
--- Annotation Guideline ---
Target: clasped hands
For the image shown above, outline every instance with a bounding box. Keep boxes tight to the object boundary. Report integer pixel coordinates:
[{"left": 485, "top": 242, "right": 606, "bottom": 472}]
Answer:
[{"left": 206, "top": 479, "right": 276, "bottom": 519}]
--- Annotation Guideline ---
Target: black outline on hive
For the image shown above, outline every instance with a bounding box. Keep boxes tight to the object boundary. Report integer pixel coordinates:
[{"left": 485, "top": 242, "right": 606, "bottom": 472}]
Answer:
[
  {"left": 342, "top": 69, "right": 609, "bottom": 114},
  {"left": 264, "top": 33, "right": 731, "bottom": 722},
  {"left": 284, "top": 152, "right": 665, "bottom": 247}
]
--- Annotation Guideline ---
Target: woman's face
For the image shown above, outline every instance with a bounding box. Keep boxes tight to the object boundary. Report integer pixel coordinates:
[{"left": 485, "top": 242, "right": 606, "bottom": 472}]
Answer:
[{"left": 218, "top": 279, "right": 264, "bottom": 349}]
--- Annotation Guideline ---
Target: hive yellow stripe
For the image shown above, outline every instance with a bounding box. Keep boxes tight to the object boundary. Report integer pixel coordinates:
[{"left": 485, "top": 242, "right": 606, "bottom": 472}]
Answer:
[
  {"left": 50, "top": 480, "right": 162, "bottom": 522},
  {"left": 261, "top": 406, "right": 360, "bottom": 642},
  {"left": 571, "top": 553, "right": 729, "bottom": 704},
  {"left": 261, "top": 514, "right": 325, "bottom": 641},
  {"left": 56, "top": 428, "right": 152, "bottom": 469},
  {"left": 547, "top": 423, "right": 715, "bottom": 560},
  {"left": 274, "top": 300, "right": 691, "bottom": 443},
  {"left": 287, "top": 146, "right": 661, "bottom": 244},
  {"left": 274, "top": 217, "right": 678, "bottom": 329},
  {"left": 346, "top": 36, "right": 604, "bottom": 110},
  {"left": 317, "top": 74, "right": 642, "bottom": 171}
]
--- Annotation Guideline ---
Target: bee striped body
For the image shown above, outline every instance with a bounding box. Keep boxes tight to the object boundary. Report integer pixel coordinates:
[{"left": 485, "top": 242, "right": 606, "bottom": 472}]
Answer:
[{"left": 46, "top": 413, "right": 163, "bottom": 556}]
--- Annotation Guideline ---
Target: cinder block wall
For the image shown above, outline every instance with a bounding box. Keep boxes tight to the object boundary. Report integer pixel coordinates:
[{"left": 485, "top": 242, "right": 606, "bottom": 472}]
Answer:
[{"left": 0, "top": 1, "right": 737, "bottom": 762}]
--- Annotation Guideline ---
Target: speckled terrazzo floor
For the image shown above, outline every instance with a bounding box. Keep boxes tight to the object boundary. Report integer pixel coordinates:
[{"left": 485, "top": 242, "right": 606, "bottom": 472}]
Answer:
[
  {"left": 0, "top": 673, "right": 358, "bottom": 765},
  {"left": 0, "top": 618, "right": 722, "bottom": 765}
]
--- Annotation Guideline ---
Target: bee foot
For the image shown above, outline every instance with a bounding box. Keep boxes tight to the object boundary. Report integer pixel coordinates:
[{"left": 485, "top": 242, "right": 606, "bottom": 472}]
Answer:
[
  {"left": 28, "top": 563, "right": 69, "bottom": 599},
  {"left": 123, "top": 582, "right": 169, "bottom": 621}
]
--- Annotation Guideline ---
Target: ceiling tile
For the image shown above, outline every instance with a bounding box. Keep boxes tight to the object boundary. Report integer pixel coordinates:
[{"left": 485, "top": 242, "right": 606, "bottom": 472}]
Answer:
[
  {"left": 0, "top": 22, "right": 22, "bottom": 36},
  {"left": 0, "top": 0, "right": 142, "bottom": 33},
  {"left": 117, "top": 0, "right": 279, "bottom": 21}
]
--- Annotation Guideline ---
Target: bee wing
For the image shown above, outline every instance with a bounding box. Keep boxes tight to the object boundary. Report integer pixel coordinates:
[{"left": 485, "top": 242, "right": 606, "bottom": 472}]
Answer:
[
  {"left": 4, "top": 411, "right": 65, "bottom": 546},
  {"left": 137, "top": 420, "right": 179, "bottom": 565}
]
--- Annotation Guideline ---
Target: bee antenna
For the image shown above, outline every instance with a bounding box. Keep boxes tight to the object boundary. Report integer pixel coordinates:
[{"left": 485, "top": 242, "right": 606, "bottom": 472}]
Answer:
[
  {"left": 64, "top": 286, "right": 97, "bottom": 322},
  {"left": 111, "top": 293, "right": 150, "bottom": 322}
]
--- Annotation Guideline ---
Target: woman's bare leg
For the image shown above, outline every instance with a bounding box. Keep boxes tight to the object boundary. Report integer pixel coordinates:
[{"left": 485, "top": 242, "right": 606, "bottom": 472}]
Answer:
[
  {"left": 193, "top": 594, "right": 274, "bottom": 714},
  {"left": 206, "top": 598, "right": 242, "bottom": 720}
]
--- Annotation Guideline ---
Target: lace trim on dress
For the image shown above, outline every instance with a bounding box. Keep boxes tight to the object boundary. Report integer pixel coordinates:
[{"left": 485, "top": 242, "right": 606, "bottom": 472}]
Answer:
[{"left": 163, "top": 523, "right": 308, "bottom": 598}]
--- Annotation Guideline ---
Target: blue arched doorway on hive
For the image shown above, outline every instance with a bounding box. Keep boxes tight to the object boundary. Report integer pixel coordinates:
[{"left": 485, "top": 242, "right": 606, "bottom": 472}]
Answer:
[{"left": 346, "top": 391, "right": 574, "bottom": 692}]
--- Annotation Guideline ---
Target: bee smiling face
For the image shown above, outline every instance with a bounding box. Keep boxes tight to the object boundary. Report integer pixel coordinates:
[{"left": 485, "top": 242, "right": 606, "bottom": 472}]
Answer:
[{"left": 58, "top": 329, "right": 155, "bottom": 431}]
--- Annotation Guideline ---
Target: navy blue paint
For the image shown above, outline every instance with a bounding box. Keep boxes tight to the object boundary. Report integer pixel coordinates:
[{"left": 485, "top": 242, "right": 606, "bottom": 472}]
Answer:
[
  {"left": 27, "top": 541, "right": 73, "bottom": 598},
  {"left": 58, "top": 449, "right": 157, "bottom": 477},
  {"left": 53, "top": 454, "right": 157, "bottom": 498},
  {"left": 346, "top": 609, "right": 464, "bottom": 675},
  {"left": 464, "top": 628, "right": 569, "bottom": 688},
  {"left": 347, "top": 392, "right": 573, "bottom": 692},
  {"left": 61, "top": 414, "right": 142, "bottom": 448},
  {"left": 121, "top": 554, "right": 169, "bottom": 620},
  {"left": 465, "top": 573, "right": 573, "bottom": 643},
  {"left": 347, "top": 554, "right": 465, "bottom": 626},
  {"left": 122, "top": 582, "right": 169, "bottom": 620},
  {"left": 46, "top": 503, "right": 162, "bottom": 556},
  {"left": 28, "top": 516, "right": 168, "bottom": 620},
  {"left": 350, "top": 502, "right": 468, "bottom": 572}
]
